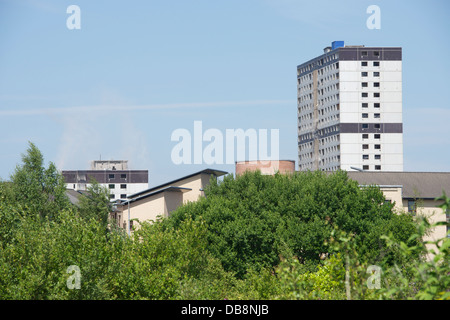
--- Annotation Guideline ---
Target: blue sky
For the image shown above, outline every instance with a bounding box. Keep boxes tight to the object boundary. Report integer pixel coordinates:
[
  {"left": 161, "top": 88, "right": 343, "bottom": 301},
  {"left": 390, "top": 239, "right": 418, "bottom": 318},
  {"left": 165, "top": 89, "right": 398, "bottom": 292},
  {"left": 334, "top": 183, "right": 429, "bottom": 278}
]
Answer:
[{"left": 1, "top": 0, "right": 449, "bottom": 187}]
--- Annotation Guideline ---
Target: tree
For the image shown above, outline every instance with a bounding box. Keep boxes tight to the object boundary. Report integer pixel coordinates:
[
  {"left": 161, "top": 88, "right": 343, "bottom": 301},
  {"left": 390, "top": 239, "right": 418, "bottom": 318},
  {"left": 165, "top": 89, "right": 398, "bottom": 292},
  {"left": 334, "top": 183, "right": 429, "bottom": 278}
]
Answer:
[
  {"left": 7, "top": 141, "right": 70, "bottom": 219},
  {"left": 77, "top": 179, "right": 112, "bottom": 229},
  {"left": 166, "top": 170, "right": 420, "bottom": 278}
]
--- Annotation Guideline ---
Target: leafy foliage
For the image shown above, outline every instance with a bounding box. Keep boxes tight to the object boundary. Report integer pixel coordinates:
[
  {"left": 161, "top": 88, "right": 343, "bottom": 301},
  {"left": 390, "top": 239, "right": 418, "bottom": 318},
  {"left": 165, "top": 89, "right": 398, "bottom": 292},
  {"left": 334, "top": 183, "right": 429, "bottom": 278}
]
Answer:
[
  {"left": 0, "top": 143, "right": 448, "bottom": 300},
  {"left": 167, "top": 170, "right": 419, "bottom": 277}
]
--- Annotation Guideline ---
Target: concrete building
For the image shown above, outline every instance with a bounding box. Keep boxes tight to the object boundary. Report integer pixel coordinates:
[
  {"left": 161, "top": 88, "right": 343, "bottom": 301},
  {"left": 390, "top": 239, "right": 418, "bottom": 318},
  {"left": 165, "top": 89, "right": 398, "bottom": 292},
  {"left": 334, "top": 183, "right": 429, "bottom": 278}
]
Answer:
[
  {"left": 62, "top": 160, "right": 149, "bottom": 201},
  {"left": 297, "top": 41, "right": 403, "bottom": 172},
  {"left": 235, "top": 160, "right": 295, "bottom": 176},
  {"left": 112, "top": 168, "right": 227, "bottom": 232},
  {"left": 347, "top": 171, "right": 450, "bottom": 258}
]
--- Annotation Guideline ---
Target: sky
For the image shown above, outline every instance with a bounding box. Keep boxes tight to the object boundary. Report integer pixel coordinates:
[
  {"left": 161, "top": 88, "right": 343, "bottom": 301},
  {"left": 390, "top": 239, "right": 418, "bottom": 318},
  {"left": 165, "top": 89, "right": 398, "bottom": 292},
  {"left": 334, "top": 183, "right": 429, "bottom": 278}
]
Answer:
[{"left": 1, "top": 0, "right": 449, "bottom": 187}]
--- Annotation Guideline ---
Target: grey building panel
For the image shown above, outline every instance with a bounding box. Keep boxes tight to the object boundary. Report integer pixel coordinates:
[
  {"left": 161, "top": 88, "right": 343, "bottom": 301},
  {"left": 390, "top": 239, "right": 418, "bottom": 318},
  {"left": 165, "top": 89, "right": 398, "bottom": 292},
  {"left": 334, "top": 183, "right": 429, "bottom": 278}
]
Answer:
[
  {"left": 339, "top": 123, "right": 403, "bottom": 134},
  {"left": 338, "top": 47, "right": 402, "bottom": 61},
  {"left": 297, "top": 47, "right": 402, "bottom": 77},
  {"left": 62, "top": 170, "right": 148, "bottom": 184}
]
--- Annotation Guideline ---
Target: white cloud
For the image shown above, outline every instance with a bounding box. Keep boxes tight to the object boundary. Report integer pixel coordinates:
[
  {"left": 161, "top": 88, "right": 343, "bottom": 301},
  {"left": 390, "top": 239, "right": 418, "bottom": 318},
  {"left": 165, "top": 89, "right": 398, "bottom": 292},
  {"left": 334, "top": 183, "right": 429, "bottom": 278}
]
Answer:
[{"left": 0, "top": 99, "right": 293, "bottom": 117}]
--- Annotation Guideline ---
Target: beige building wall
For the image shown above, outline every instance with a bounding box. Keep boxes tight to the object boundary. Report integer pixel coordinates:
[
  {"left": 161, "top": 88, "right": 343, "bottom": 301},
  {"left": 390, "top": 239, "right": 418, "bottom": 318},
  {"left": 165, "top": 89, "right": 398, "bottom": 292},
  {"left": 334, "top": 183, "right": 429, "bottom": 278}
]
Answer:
[
  {"left": 402, "top": 199, "right": 447, "bottom": 243},
  {"left": 116, "top": 190, "right": 186, "bottom": 232},
  {"left": 167, "top": 174, "right": 206, "bottom": 203},
  {"left": 113, "top": 170, "right": 226, "bottom": 232},
  {"left": 137, "top": 172, "right": 213, "bottom": 204},
  {"left": 380, "top": 188, "right": 447, "bottom": 259},
  {"left": 379, "top": 186, "right": 403, "bottom": 212},
  {"left": 165, "top": 191, "right": 184, "bottom": 216},
  {"left": 129, "top": 192, "right": 166, "bottom": 224}
]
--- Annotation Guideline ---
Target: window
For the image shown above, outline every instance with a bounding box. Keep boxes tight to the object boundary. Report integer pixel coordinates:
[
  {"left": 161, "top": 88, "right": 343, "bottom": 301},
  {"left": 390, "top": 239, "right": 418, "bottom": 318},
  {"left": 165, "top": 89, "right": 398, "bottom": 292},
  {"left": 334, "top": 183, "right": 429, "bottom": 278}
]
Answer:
[
  {"left": 120, "top": 184, "right": 127, "bottom": 189},
  {"left": 374, "top": 92, "right": 380, "bottom": 98},
  {"left": 120, "top": 194, "right": 127, "bottom": 199},
  {"left": 361, "top": 61, "right": 368, "bottom": 67},
  {"left": 375, "top": 144, "right": 381, "bottom": 150},
  {"left": 374, "top": 113, "right": 381, "bottom": 118},
  {"left": 375, "top": 154, "right": 381, "bottom": 160},
  {"left": 362, "top": 92, "right": 368, "bottom": 98},
  {"left": 362, "top": 113, "right": 369, "bottom": 118},
  {"left": 362, "top": 103, "right": 368, "bottom": 108},
  {"left": 375, "top": 165, "right": 381, "bottom": 170},
  {"left": 362, "top": 51, "right": 368, "bottom": 56},
  {"left": 362, "top": 134, "right": 369, "bottom": 139},
  {"left": 374, "top": 82, "right": 380, "bottom": 87},
  {"left": 361, "top": 72, "right": 368, "bottom": 77},
  {"left": 374, "top": 51, "right": 380, "bottom": 57},
  {"left": 109, "top": 194, "right": 115, "bottom": 199},
  {"left": 374, "top": 134, "right": 381, "bottom": 139},
  {"left": 362, "top": 82, "right": 368, "bottom": 87},
  {"left": 362, "top": 124, "right": 369, "bottom": 129},
  {"left": 109, "top": 184, "right": 115, "bottom": 189},
  {"left": 363, "top": 165, "right": 369, "bottom": 170},
  {"left": 108, "top": 174, "right": 115, "bottom": 179},
  {"left": 362, "top": 144, "right": 369, "bottom": 150},
  {"left": 374, "top": 103, "right": 380, "bottom": 108},
  {"left": 373, "top": 61, "right": 380, "bottom": 67},
  {"left": 120, "top": 174, "right": 127, "bottom": 179},
  {"left": 363, "top": 154, "right": 369, "bottom": 160},
  {"left": 373, "top": 72, "right": 380, "bottom": 77},
  {"left": 374, "top": 124, "right": 381, "bottom": 129},
  {"left": 408, "top": 200, "right": 416, "bottom": 214}
]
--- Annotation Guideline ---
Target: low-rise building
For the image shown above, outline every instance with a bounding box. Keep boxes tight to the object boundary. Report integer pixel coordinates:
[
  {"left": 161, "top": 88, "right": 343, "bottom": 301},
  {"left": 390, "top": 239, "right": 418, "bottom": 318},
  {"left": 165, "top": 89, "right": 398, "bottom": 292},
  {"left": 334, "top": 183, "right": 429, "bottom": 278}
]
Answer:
[
  {"left": 347, "top": 171, "right": 450, "bottom": 259},
  {"left": 112, "top": 168, "right": 227, "bottom": 232}
]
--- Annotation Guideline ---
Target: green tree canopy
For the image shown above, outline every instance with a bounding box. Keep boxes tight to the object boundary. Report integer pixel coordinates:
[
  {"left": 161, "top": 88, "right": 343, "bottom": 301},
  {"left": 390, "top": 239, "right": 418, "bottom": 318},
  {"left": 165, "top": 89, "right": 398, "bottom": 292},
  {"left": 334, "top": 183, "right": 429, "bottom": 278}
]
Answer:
[
  {"left": 77, "top": 179, "right": 112, "bottom": 229},
  {"left": 166, "top": 170, "right": 419, "bottom": 277},
  {"left": 6, "top": 141, "right": 70, "bottom": 219}
]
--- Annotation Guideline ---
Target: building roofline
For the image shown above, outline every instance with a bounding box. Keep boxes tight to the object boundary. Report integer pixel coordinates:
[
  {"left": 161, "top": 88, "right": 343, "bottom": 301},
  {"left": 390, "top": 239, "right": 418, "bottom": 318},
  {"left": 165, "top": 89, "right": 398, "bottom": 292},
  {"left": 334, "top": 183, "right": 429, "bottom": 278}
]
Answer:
[
  {"left": 118, "top": 186, "right": 192, "bottom": 204},
  {"left": 127, "top": 168, "right": 228, "bottom": 199}
]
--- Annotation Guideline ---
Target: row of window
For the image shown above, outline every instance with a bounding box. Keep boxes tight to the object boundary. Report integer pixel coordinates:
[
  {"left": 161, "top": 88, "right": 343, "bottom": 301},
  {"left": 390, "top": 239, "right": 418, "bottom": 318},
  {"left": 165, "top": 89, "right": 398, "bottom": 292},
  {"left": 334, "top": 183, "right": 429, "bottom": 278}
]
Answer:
[
  {"left": 362, "top": 71, "right": 380, "bottom": 77},
  {"left": 362, "top": 144, "right": 381, "bottom": 150},
  {"left": 108, "top": 174, "right": 127, "bottom": 179},
  {"left": 110, "top": 194, "right": 127, "bottom": 199},
  {"left": 362, "top": 113, "right": 381, "bottom": 119},
  {"left": 362, "top": 154, "right": 381, "bottom": 160},
  {"left": 362, "top": 165, "right": 382, "bottom": 170},
  {"left": 109, "top": 184, "right": 127, "bottom": 189},
  {"left": 362, "top": 82, "right": 380, "bottom": 88},
  {"left": 362, "top": 102, "right": 380, "bottom": 108},
  {"left": 298, "top": 58, "right": 339, "bottom": 75},
  {"left": 361, "top": 61, "right": 380, "bottom": 67},
  {"left": 362, "top": 92, "right": 381, "bottom": 98},
  {"left": 363, "top": 133, "right": 381, "bottom": 139},
  {"left": 362, "top": 123, "right": 381, "bottom": 129}
]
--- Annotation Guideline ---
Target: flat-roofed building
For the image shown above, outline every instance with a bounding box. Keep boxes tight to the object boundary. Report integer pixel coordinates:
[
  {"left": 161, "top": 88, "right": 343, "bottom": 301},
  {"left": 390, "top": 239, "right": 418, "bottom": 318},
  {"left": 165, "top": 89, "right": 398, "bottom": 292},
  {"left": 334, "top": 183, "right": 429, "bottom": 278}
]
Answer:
[
  {"left": 297, "top": 41, "right": 403, "bottom": 172},
  {"left": 62, "top": 160, "right": 149, "bottom": 201}
]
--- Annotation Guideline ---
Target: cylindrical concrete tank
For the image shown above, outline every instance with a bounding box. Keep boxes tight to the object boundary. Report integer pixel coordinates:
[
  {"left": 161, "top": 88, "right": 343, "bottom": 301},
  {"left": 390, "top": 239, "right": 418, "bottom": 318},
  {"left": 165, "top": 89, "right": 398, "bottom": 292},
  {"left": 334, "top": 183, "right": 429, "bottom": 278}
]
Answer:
[{"left": 235, "top": 160, "right": 295, "bottom": 176}]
